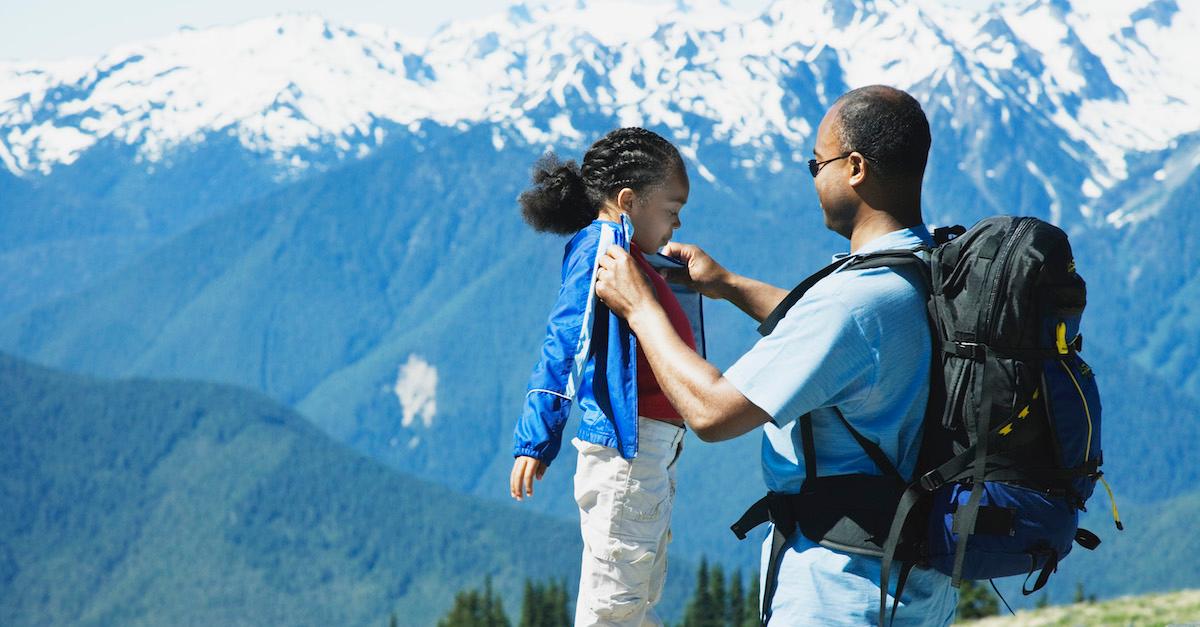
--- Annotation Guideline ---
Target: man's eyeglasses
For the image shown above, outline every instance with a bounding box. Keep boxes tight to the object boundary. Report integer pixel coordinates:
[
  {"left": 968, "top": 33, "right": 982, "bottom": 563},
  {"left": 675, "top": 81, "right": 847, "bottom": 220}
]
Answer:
[
  {"left": 808, "top": 153, "right": 850, "bottom": 177},
  {"left": 807, "top": 152, "right": 873, "bottom": 177}
]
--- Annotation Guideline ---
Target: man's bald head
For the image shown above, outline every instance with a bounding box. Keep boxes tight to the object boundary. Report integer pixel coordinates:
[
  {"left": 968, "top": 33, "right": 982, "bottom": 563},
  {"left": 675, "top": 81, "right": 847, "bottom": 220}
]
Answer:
[{"left": 830, "top": 85, "right": 931, "bottom": 184}]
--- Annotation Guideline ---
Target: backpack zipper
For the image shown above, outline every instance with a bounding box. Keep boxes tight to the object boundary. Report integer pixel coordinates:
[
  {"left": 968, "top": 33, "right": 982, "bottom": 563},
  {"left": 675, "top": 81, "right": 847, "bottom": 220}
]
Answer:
[{"left": 986, "top": 217, "right": 1036, "bottom": 344}]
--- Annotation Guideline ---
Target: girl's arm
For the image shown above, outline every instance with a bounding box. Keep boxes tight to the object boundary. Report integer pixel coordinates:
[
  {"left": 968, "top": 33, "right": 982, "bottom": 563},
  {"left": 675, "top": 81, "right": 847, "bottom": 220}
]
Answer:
[{"left": 511, "top": 230, "right": 602, "bottom": 468}]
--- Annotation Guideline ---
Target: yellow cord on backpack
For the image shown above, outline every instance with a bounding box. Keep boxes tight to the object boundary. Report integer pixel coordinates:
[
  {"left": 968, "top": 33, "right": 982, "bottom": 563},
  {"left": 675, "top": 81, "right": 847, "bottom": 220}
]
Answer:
[
  {"left": 1055, "top": 322, "right": 1070, "bottom": 355},
  {"left": 1059, "top": 360, "right": 1094, "bottom": 462},
  {"left": 1098, "top": 475, "right": 1124, "bottom": 531}
]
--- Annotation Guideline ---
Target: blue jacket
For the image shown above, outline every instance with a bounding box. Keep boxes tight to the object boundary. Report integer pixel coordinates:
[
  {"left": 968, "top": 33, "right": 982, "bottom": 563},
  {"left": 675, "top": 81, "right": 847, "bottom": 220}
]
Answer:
[{"left": 513, "top": 216, "right": 641, "bottom": 463}]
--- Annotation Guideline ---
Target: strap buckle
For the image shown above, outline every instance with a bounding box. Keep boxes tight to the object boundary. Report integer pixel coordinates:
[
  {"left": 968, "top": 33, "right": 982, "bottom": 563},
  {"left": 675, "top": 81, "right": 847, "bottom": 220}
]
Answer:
[
  {"left": 946, "top": 341, "right": 986, "bottom": 360},
  {"left": 919, "top": 469, "right": 945, "bottom": 492}
]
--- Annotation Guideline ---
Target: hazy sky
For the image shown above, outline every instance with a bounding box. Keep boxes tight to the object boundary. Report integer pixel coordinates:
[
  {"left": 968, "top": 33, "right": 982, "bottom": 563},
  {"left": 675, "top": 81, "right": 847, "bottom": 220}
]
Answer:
[{"left": 0, "top": 0, "right": 992, "bottom": 63}]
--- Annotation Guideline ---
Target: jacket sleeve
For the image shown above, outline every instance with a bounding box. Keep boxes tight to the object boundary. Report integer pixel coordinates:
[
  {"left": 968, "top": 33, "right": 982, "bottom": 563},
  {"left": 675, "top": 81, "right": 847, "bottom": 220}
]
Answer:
[{"left": 512, "top": 231, "right": 601, "bottom": 465}]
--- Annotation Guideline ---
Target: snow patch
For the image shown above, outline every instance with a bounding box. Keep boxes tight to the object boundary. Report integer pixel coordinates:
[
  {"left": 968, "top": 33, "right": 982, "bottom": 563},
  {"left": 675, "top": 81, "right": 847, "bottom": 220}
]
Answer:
[
  {"left": 1025, "top": 160, "right": 1062, "bottom": 225},
  {"left": 394, "top": 354, "right": 437, "bottom": 429}
]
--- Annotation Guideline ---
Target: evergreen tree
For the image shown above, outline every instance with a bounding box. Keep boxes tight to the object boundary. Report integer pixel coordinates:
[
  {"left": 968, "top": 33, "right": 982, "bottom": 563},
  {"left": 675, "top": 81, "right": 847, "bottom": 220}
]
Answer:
[
  {"left": 682, "top": 557, "right": 717, "bottom": 627},
  {"left": 1035, "top": 593, "right": 1050, "bottom": 609},
  {"left": 956, "top": 580, "right": 999, "bottom": 621},
  {"left": 555, "top": 579, "right": 572, "bottom": 625},
  {"left": 676, "top": 562, "right": 764, "bottom": 627},
  {"left": 1072, "top": 581, "right": 1096, "bottom": 604},
  {"left": 519, "top": 580, "right": 539, "bottom": 627},
  {"left": 728, "top": 569, "right": 745, "bottom": 627},
  {"left": 742, "top": 574, "right": 760, "bottom": 627},
  {"left": 437, "top": 577, "right": 512, "bottom": 627},
  {"left": 710, "top": 563, "right": 727, "bottom": 625},
  {"left": 484, "top": 577, "right": 507, "bottom": 626},
  {"left": 437, "top": 589, "right": 480, "bottom": 627},
  {"left": 389, "top": 613, "right": 398, "bottom": 627},
  {"left": 517, "top": 578, "right": 570, "bottom": 627}
]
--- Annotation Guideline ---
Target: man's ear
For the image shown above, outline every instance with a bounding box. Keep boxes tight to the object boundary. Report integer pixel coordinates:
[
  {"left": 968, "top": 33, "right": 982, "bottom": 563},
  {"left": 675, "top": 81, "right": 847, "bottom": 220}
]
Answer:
[
  {"left": 615, "top": 187, "right": 637, "bottom": 213},
  {"left": 847, "top": 152, "right": 868, "bottom": 188}
]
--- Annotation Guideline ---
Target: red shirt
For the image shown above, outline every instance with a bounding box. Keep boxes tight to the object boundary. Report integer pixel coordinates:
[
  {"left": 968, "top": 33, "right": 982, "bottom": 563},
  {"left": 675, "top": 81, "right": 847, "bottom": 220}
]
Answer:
[{"left": 631, "top": 244, "right": 698, "bottom": 425}]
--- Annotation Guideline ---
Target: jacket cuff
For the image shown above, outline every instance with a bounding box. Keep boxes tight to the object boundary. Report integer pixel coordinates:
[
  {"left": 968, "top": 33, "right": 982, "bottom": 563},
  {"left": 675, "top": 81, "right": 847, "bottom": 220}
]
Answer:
[{"left": 513, "top": 447, "right": 553, "bottom": 464}]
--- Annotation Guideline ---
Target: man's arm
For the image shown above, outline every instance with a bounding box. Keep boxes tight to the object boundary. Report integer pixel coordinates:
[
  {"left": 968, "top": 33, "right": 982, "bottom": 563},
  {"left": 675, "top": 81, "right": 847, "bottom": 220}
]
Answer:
[
  {"left": 715, "top": 272, "right": 790, "bottom": 324},
  {"left": 595, "top": 246, "right": 772, "bottom": 441},
  {"left": 657, "top": 242, "right": 788, "bottom": 323}
]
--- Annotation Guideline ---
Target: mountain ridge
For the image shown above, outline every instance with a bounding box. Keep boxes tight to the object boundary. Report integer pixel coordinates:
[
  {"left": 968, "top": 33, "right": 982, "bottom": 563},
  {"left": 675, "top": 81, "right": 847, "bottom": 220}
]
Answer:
[
  {"left": 2, "top": 0, "right": 1196, "bottom": 216},
  {"left": 1, "top": 0, "right": 1197, "bottom": 609},
  {"left": 1, "top": 349, "right": 684, "bottom": 625}
]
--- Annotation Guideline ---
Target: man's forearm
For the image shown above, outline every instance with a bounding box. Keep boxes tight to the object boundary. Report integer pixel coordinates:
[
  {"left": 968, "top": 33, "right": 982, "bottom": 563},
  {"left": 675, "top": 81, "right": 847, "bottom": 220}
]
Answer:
[
  {"left": 716, "top": 273, "right": 789, "bottom": 323},
  {"left": 627, "top": 305, "right": 770, "bottom": 441}
]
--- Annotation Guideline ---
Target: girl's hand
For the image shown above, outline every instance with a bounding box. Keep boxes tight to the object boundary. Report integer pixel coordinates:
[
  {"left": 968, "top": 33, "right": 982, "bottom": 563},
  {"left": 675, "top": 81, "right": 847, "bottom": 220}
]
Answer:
[
  {"left": 510, "top": 456, "right": 548, "bottom": 501},
  {"left": 658, "top": 242, "right": 732, "bottom": 300}
]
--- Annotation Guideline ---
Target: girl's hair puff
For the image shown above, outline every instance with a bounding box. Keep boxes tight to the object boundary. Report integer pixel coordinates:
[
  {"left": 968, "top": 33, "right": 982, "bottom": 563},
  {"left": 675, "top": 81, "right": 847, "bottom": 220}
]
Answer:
[{"left": 519, "top": 127, "right": 683, "bottom": 234}]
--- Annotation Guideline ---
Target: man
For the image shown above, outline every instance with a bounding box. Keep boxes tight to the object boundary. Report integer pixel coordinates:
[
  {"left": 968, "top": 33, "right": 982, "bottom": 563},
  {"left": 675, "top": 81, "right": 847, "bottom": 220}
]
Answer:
[{"left": 593, "top": 85, "right": 957, "bottom": 625}]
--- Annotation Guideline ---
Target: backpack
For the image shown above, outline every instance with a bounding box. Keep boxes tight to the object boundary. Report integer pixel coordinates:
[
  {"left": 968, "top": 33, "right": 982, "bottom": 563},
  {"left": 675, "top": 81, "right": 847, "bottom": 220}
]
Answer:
[{"left": 729, "top": 216, "right": 1122, "bottom": 626}]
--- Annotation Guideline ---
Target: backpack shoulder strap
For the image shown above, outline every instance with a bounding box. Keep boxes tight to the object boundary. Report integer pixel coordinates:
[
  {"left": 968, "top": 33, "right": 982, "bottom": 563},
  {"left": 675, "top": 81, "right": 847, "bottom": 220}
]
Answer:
[
  {"left": 845, "top": 248, "right": 931, "bottom": 282},
  {"left": 758, "top": 248, "right": 932, "bottom": 338},
  {"left": 758, "top": 257, "right": 850, "bottom": 336},
  {"left": 799, "top": 408, "right": 903, "bottom": 481}
]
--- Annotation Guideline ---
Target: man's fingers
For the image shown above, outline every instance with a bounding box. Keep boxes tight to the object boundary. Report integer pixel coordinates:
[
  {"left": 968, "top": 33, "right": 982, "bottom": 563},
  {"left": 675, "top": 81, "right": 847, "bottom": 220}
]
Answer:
[
  {"left": 604, "top": 244, "right": 635, "bottom": 272},
  {"left": 660, "top": 241, "right": 690, "bottom": 260},
  {"left": 658, "top": 266, "right": 691, "bottom": 285}
]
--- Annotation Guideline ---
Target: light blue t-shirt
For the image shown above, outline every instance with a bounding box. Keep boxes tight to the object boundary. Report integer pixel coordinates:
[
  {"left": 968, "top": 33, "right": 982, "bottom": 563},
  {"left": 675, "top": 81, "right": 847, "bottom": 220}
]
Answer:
[{"left": 724, "top": 226, "right": 957, "bottom": 626}]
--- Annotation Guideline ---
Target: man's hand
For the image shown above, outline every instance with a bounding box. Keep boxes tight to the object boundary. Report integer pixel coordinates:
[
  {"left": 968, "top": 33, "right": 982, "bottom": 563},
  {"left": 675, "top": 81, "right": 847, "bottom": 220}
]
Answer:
[
  {"left": 657, "top": 242, "right": 732, "bottom": 300},
  {"left": 510, "top": 456, "right": 547, "bottom": 501},
  {"left": 595, "top": 246, "right": 658, "bottom": 322},
  {"left": 663, "top": 241, "right": 788, "bottom": 323}
]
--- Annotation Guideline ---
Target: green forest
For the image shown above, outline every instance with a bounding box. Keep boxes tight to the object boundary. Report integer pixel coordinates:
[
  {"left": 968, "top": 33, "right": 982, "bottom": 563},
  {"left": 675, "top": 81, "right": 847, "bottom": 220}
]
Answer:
[{"left": 430, "top": 558, "right": 1055, "bottom": 626}]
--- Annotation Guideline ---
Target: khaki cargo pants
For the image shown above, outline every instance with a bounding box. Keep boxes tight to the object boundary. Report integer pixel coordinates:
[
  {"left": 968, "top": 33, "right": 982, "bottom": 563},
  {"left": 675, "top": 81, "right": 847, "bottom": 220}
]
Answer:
[{"left": 572, "top": 417, "right": 685, "bottom": 626}]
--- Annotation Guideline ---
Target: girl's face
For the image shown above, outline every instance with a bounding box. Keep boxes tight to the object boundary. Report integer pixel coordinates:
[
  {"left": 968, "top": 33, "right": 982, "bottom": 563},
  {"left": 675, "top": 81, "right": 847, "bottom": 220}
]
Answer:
[{"left": 627, "top": 168, "right": 689, "bottom": 253}]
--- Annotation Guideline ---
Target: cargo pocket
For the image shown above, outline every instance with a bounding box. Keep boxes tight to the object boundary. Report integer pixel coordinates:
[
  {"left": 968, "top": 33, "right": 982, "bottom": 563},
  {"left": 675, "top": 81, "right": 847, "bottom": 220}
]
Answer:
[
  {"left": 621, "top": 479, "right": 668, "bottom": 523},
  {"left": 587, "top": 543, "right": 658, "bottom": 622},
  {"left": 611, "top": 447, "right": 673, "bottom": 546}
]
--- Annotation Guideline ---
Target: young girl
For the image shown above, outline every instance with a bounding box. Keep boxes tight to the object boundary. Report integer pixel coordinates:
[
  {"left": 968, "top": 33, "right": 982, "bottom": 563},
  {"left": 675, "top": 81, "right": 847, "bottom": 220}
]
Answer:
[{"left": 509, "top": 127, "right": 697, "bottom": 626}]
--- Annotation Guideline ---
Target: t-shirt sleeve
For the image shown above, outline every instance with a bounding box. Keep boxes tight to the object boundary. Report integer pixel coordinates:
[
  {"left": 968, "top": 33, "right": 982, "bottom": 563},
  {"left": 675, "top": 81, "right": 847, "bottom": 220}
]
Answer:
[{"left": 723, "top": 288, "right": 875, "bottom": 426}]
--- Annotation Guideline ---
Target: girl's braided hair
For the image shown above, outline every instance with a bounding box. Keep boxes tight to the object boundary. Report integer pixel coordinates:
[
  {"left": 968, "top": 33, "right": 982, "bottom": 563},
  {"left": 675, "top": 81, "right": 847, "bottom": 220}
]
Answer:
[{"left": 519, "top": 127, "right": 684, "bottom": 234}]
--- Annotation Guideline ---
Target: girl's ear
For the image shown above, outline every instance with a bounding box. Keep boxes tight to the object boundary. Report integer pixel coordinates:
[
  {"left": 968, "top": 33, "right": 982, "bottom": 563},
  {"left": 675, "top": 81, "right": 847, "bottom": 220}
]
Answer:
[{"left": 615, "top": 187, "right": 637, "bottom": 213}]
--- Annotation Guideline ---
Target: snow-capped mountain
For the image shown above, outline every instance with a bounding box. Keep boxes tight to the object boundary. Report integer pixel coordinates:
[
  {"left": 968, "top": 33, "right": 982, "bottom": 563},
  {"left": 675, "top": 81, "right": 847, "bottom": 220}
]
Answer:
[{"left": 2, "top": 0, "right": 1196, "bottom": 219}]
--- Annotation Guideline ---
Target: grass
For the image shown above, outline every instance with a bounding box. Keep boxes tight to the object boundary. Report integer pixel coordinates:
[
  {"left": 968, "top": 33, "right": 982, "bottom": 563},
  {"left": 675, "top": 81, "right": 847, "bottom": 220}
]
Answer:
[{"left": 963, "top": 589, "right": 1200, "bottom": 626}]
